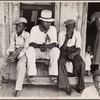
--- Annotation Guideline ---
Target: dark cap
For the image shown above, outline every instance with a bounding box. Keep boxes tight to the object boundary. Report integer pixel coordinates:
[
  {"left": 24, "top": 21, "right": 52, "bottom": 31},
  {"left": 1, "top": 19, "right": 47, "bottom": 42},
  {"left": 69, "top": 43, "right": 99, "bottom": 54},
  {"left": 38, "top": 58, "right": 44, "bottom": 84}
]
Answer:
[
  {"left": 64, "top": 19, "right": 76, "bottom": 26},
  {"left": 93, "top": 69, "right": 100, "bottom": 78}
]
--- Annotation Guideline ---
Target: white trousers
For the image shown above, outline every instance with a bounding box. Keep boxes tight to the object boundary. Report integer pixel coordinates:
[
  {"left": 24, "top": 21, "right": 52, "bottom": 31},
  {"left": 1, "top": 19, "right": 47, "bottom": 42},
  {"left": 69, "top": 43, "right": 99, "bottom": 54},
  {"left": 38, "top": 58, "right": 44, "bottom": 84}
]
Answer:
[
  {"left": 26, "top": 47, "right": 60, "bottom": 76},
  {"left": 15, "top": 55, "right": 27, "bottom": 91}
]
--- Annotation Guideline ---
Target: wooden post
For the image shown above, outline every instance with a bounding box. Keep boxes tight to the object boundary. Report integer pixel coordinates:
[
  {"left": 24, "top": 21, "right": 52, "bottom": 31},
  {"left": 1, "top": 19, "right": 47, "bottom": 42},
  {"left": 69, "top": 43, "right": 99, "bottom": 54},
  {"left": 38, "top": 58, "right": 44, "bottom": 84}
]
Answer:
[
  {"left": 81, "top": 3, "right": 88, "bottom": 59},
  {"left": 54, "top": 2, "right": 61, "bottom": 34}
]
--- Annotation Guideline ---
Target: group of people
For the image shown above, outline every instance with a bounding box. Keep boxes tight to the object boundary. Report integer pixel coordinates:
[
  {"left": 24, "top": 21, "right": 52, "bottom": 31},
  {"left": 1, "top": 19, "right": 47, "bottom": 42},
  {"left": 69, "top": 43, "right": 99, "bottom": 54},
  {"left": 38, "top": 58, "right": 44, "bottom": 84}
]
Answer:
[{"left": 1, "top": 9, "right": 100, "bottom": 97}]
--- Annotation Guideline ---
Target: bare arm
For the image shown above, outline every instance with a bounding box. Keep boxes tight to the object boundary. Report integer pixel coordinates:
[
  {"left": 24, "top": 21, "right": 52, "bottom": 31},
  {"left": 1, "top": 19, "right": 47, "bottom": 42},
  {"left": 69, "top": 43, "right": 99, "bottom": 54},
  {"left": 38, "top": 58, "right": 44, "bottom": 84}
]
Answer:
[
  {"left": 68, "top": 48, "right": 80, "bottom": 59},
  {"left": 29, "top": 42, "right": 42, "bottom": 48},
  {"left": 47, "top": 43, "right": 57, "bottom": 49}
]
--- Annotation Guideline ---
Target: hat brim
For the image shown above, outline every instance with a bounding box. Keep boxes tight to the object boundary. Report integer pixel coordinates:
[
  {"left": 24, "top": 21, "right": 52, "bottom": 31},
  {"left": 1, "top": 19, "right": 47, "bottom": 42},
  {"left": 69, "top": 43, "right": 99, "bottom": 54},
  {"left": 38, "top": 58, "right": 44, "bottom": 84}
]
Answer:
[
  {"left": 13, "top": 21, "right": 27, "bottom": 25},
  {"left": 39, "top": 17, "right": 54, "bottom": 22}
]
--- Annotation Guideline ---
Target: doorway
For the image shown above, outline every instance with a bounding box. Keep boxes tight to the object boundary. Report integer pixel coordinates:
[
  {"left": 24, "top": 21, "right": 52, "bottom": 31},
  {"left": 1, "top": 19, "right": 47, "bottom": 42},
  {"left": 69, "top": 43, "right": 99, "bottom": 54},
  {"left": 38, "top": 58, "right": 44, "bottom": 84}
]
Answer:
[
  {"left": 20, "top": 3, "right": 55, "bottom": 33},
  {"left": 86, "top": 3, "right": 100, "bottom": 53}
]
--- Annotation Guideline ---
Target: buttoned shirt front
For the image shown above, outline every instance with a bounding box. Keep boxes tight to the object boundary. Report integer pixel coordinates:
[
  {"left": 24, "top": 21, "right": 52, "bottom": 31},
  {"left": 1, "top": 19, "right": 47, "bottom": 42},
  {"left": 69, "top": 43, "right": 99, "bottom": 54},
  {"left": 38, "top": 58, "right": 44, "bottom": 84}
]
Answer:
[
  {"left": 58, "top": 30, "right": 81, "bottom": 48},
  {"left": 29, "top": 25, "right": 57, "bottom": 44},
  {"left": 81, "top": 86, "right": 100, "bottom": 98},
  {"left": 7, "top": 30, "right": 29, "bottom": 56}
]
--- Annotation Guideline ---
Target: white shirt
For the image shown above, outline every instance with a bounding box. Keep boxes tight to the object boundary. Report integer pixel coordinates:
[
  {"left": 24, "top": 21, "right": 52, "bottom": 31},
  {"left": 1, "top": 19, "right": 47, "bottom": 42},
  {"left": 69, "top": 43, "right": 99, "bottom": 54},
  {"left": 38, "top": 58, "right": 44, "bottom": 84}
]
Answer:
[
  {"left": 81, "top": 86, "right": 100, "bottom": 98},
  {"left": 84, "top": 52, "right": 93, "bottom": 70},
  {"left": 58, "top": 30, "right": 81, "bottom": 48},
  {"left": 7, "top": 30, "right": 30, "bottom": 57},
  {"left": 29, "top": 25, "right": 57, "bottom": 44}
]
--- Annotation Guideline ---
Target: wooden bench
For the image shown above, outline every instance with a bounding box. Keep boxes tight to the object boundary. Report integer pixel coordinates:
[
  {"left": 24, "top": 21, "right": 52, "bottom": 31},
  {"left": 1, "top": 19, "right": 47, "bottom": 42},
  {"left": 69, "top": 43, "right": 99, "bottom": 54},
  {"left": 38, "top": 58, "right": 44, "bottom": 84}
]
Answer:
[{"left": 0, "top": 57, "right": 93, "bottom": 85}]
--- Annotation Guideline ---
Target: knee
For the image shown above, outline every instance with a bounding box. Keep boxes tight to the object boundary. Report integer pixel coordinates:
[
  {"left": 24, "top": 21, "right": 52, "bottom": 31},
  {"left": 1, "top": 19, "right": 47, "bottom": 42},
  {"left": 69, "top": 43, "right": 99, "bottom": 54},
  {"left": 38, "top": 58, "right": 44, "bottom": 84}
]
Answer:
[
  {"left": 17, "top": 61, "right": 26, "bottom": 71},
  {"left": 27, "top": 46, "right": 35, "bottom": 53},
  {"left": 26, "top": 47, "right": 35, "bottom": 57},
  {"left": 51, "top": 47, "right": 60, "bottom": 56},
  {"left": 81, "top": 60, "right": 85, "bottom": 70}
]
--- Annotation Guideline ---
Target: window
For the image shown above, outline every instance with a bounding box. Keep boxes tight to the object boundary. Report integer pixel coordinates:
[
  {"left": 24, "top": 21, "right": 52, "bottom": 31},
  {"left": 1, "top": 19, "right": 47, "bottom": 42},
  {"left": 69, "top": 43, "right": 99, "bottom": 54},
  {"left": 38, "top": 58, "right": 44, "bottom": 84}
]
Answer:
[{"left": 20, "top": 3, "right": 55, "bottom": 32}]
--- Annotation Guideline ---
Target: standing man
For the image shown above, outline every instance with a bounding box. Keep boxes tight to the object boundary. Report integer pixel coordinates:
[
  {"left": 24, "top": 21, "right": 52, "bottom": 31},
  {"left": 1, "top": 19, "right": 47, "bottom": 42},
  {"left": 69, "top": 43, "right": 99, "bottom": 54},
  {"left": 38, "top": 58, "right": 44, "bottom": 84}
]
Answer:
[
  {"left": 5, "top": 17, "right": 29, "bottom": 96},
  {"left": 26, "top": 10, "right": 60, "bottom": 83},
  {"left": 58, "top": 19, "right": 85, "bottom": 95},
  {"left": 88, "top": 12, "right": 100, "bottom": 68},
  {"left": 81, "top": 69, "right": 100, "bottom": 97}
]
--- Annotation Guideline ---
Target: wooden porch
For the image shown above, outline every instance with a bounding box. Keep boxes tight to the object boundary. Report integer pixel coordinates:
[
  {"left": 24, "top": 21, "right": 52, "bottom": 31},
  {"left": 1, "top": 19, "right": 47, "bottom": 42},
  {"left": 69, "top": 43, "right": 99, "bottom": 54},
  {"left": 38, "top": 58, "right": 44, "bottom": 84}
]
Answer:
[{"left": 0, "top": 79, "right": 93, "bottom": 97}]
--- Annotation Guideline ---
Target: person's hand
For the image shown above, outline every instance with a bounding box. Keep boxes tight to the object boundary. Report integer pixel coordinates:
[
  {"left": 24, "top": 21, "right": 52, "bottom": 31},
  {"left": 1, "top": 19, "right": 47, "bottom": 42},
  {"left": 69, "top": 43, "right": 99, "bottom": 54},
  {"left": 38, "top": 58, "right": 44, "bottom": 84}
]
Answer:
[
  {"left": 66, "top": 29, "right": 73, "bottom": 39},
  {"left": 9, "top": 51, "right": 14, "bottom": 56},
  {"left": 40, "top": 43, "right": 47, "bottom": 52},
  {"left": 68, "top": 54, "right": 74, "bottom": 60}
]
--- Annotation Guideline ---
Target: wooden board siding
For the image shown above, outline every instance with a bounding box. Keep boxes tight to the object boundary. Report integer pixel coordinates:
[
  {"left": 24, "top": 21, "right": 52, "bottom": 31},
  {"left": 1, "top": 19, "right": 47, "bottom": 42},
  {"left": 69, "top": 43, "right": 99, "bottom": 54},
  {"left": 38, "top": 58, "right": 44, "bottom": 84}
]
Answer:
[
  {"left": 81, "top": 3, "right": 88, "bottom": 59},
  {"left": 0, "top": 2, "right": 20, "bottom": 56},
  {"left": 0, "top": 3, "right": 5, "bottom": 57},
  {"left": 54, "top": 3, "right": 61, "bottom": 34}
]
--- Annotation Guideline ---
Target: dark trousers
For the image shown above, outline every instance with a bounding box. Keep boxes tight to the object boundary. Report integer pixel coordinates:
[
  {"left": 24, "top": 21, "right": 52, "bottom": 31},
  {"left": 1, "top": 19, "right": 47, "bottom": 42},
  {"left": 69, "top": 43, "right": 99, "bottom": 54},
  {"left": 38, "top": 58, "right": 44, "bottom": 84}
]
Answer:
[{"left": 58, "top": 47, "right": 85, "bottom": 91}]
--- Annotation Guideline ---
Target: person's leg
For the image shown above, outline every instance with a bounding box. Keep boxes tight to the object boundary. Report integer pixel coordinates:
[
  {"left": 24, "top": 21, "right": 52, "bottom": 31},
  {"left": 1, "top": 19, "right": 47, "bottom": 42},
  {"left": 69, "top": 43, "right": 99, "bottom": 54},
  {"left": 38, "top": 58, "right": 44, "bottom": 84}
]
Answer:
[
  {"left": 26, "top": 47, "right": 47, "bottom": 76},
  {"left": 26, "top": 47, "right": 37, "bottom": 76},
  {"left": 15, "top": 55, "right": 27, "bottom": 96},
  {"left": 58, "top": 56, "right": 72, "bottom": 95},
  {"left": 73, "top": 54, "right": 85, "bottom": 92},
  {"left": 48, "top": 47, "right": 60, "bottom": 76}
]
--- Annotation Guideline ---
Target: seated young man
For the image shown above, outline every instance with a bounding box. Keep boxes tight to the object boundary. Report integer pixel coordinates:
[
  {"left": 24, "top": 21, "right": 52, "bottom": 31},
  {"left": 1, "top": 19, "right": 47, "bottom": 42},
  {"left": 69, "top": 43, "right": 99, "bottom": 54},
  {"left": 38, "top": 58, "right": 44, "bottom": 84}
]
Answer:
[
  {"left": 26, "top": 10, "right": 60, "bottom": 83},
  {"left": 58, "top": 19, "right": 85, "bottom": 95},
  {"left": 1, "top": 17, "right": 29, "bottom": 97}
]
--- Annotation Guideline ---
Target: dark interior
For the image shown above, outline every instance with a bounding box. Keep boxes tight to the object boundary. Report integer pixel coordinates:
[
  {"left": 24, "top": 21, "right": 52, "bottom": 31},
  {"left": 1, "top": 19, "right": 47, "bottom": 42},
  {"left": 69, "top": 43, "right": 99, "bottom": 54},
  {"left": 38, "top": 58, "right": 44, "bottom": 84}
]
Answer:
[
  {"left": 20, "top": 3, "right": 55, "bottom": 33},
  {"left": 86, "top": 3, "right": 100, "bottom": 53}
]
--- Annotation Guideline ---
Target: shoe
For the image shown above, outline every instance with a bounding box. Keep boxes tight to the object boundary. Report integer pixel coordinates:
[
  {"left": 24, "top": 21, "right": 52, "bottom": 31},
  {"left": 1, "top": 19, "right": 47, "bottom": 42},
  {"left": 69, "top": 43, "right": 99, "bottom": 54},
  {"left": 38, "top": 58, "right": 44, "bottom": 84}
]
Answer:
[
  {"left": 73, "top": 85, "right": 83, "bottom": 93},
  {"left": 14, "top": 90, "right": 21, "bottom": 97},
  {"left": 50, "top": 76, "right": 57, "bottom": 83},
  {"left": 28, "top": 76, "right": 35, "bottom": 84},
  {"left": 65, "top": 87, "right": 72, "bottom": 95},
  {"left": 1, "top": 77, "right": 8, "bottom": 84}
]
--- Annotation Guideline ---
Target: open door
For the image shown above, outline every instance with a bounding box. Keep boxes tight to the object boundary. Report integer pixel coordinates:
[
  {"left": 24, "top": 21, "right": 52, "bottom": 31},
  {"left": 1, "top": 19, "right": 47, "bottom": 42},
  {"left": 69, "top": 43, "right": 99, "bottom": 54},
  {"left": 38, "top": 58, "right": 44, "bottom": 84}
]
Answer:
[
  {"left": 87, "top": 3, "right": 100, "bottom": 54},
  {"left": 20, "top": 3, "right": 55, "bottom": 33}
]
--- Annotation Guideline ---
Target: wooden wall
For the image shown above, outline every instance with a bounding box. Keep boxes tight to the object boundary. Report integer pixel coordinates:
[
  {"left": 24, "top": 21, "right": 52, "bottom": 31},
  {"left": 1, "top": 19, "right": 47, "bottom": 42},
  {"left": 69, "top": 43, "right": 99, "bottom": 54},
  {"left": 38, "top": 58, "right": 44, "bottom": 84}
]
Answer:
[
  {"left": 0, "top": 2, "right": 88, "bottom": 59},
  {"left": 0, "top": 3, "right": 5, "bottom": 57},
  {"left": 0, "top": 2, "right": 20, "bottom": 57}
]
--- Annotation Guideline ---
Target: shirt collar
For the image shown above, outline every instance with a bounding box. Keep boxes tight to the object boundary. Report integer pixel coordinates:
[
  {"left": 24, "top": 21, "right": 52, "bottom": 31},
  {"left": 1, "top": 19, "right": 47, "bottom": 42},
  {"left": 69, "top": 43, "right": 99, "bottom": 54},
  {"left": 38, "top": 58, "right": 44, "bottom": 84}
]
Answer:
[
  {"left": 15, "top": 30, "right": 25, "bottom": 38},
  {"left": 39, "top": 24, "right": 49, "bottom": 33}
]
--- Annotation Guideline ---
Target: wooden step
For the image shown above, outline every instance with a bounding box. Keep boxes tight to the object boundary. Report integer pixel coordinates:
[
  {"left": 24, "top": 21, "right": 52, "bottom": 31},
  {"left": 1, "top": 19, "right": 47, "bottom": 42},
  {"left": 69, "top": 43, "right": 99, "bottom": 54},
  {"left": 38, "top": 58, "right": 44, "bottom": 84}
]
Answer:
[{"left": 23, "top": 76, "right": 93, "bottom": 85}]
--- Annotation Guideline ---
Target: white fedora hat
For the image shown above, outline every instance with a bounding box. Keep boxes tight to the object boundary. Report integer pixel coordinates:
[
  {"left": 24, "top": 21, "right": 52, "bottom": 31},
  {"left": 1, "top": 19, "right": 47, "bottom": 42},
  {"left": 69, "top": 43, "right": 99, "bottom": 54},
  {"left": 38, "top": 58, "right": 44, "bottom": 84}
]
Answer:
[
  {"left": 13, "top": 17, "right": 27, "bottom": 25},
  {"left": 39, "top": 10, "right": 54, "bottom": 22}
]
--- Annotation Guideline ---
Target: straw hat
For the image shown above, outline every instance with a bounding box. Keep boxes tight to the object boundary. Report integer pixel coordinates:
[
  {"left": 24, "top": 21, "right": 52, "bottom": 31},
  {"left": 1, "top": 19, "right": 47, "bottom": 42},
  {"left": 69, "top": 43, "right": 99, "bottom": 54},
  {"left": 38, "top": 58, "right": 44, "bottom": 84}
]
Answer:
[
  {"left": 13, "top": 17, "right": 27, "bottom": 25},
  {"left": 39, "top": 10, "right": 54, "bottom": 22}
]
